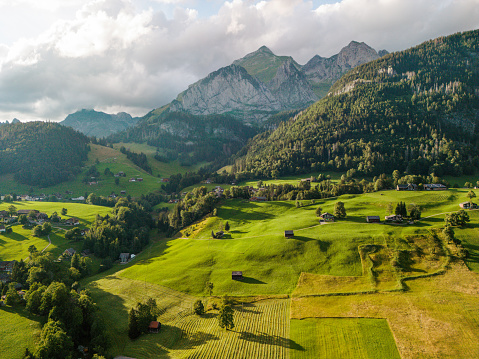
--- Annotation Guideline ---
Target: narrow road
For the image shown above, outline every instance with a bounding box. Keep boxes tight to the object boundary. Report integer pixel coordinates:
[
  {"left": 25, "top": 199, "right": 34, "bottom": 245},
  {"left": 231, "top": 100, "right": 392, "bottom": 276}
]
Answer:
[{"left": 23, "top": 234, "right": 51, "bottom": 261}]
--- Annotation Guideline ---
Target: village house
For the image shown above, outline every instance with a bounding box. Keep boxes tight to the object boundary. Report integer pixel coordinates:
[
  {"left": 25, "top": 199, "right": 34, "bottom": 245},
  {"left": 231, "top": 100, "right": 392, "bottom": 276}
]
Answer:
[
  {"left": 251, "top": 196, "right": 267, "bottom": 202},
  {"left": 396, "top": 183, "right": 418, "bottom": 191},
  {"left": 0, "top": 224, "right": 6, "bottom": 233},
  {"left": 161, "top": 178, "right": 170, "bottom": 183},
  {"left": 366, "top": 216, "right": 381, "bottom": 223},
  {"left": 129, "top": 178, "right": 136, "bottom": 182},
  {"left": 0, "top": 261, "right": 17, "bottom": 273},
  {"left": 385, "top": 214, "right": 403, "bottom": 222},
  {"left": 36, "top": 212, "right": 49, "bottom": 222},
  {"left": 319, "top": 213, "right": 335, "bottom": 222},
  {"left": 65, "top": 217, "right": 80, "bottom": 226},
  {"left": 136, "top": 178, "right": 143, "bottom": 182},
  {"left": 119, "top": 253, "right": 130, "bottom": 263},
  {"left": 17, "top": 209, "right": 39, "bottom": 216},
  {"left": 72, "top": 196, "right": 85, "bottom": 201},
  {"left": 424, "top": 183, "right": 447, "bottom": 191},
  {"left": 459, "top": 202, "right": 478, "bottom": 209},
  {"left": 284, "top": 230, "right": 294, "bottom": 238},
  {"left": 120, "top": 190, "right": 126, "bottom": 195},
  {"left": 0, "top": 210, "right": 9, "bottom": 218},
  {"left": 63, "top": 248, "right": 76, "bottom": 256}
]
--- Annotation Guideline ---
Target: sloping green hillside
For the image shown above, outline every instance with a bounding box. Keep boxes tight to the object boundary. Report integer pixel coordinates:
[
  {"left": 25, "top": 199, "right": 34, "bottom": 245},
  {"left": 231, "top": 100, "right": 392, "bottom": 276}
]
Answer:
[{"left": 233, "top": 29, "right": 479, "bottom": 179}]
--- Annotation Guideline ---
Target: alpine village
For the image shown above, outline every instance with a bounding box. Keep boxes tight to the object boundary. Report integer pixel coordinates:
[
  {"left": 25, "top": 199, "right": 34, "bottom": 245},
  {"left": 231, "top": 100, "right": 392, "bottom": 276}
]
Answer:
[{"left": 2, "top": 26, "right": 479, "bottom": 359}]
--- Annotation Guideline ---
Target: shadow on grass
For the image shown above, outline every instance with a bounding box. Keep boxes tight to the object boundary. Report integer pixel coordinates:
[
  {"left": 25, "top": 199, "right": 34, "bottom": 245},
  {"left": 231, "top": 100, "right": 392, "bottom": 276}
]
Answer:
[
  {"left": 241, "top": 276, "right": 266, "bottom": 285},
  {"left": 157, "top": 325, "right": 219, "bottom": 349},
  {"left": 0, "top": 305, "right": 44, "bottom": 325},
  {"left": 237, "top": 331, "right": 304, "bottom": 350}
]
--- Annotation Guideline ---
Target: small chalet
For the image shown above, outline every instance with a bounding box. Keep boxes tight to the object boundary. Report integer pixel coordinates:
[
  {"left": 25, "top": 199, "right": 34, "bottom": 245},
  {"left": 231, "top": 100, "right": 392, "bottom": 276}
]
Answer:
[
  {"left": 129, "top": 178, "right": 136, "bottom": 182},
  {"left": 120, "top": 190, "right": 126, "bottom": 195},
  {"left": 161, "top": 178, "right": 170, "bottom": 183},
  {"left": 284, "top": 230, "right": 294, "bottom": 238},
  {"left": 424, "top": 183, "right": 447, "bottom": 191},
  {"left": 251, "top": 196, "right": 267, "bottom": 202},
  {"left": 17, "top": 209, "right": 38, "bottom": 215},
  {"left": 366, "top": 216, "right": 381, "bottom": 223},
  {"left": 0, "top": 260, "right": 16, "bottom": 272},
  {"left": 65, "top": 217, "right": 80, "bottom": 226},
  {"left": 149, "top": 321, "right": 161, "bottom": 333},
  {"left": 460, "top": 202, "right": 477, "bottom": 209},
  {"left": 36, "top": 212, "right": 49, "bottom": 222},
  {"left": 385, "top": 215, "right": 402, "bottom": 222},
  {"left": 72, "top": 196, "right": 85, "bottom": 201},
  {"left": 215, "top": 231, "right": 224, "bottom": 239},
  {"left": 119, "top": 253, "right": 130, "bottom": 263},
  {"left": 319, "top": 213, "right": 335, "bottom": 222},
  {"left": 232, "top": 271, "right": 243, "bottom": 280},
  {"left": 0, "top": 225, "right": 5, "bottom": 233},
  {"left": 63, "top": 248, "right": 76, "bottom": 256},
  {"left": 396, "top": 183, "right": 418, "bottom": 191},
  {"left": 136, "top": 178, "right": 143, "bottom": 182},
  {"left": 0, "top": 210, "right": 9, "bottom": 218},
  {"left": 118, "top": 171, "right": 126, "bottom": 177}
]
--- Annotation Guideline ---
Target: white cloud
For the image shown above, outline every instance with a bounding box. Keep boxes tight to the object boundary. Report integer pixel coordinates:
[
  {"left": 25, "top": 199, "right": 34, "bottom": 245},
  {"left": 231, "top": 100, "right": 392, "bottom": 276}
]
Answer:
[{"left": 0, "top": 0, "right": 478, "bottom": 122}]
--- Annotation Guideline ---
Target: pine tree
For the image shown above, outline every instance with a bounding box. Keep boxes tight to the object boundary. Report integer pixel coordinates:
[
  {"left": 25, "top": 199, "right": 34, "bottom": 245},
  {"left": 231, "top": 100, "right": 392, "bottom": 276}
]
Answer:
[
  {"left": 218, "top": 304, "right": 234, "bottom": 330},
  {"left": 224, "top": 221, "right": 230, "bottom": 231},
  {"left": 128, "top": 308, "right": 140, "bottom": 339}
]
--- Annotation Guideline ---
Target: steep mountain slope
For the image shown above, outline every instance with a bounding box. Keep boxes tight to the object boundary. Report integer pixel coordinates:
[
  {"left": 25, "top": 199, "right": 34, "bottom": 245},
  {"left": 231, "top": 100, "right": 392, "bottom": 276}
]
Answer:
[
  {"left": 232, "top": 29, "right": 479, "bottom": 179},
  {"left": 303, "top": 41, "right": 386, "bottom": 97},
  {"left": 61, "top": 109, "right": 139, "bottom": 138},
  {"left": 108, "top": 111, "right": 257, "bottom": 164},
  {"left": 0, "top": 121, "right": 89, "bottom": 187},
  {"left": 163, "top": 43, "right": 384, "bottom": 125}
]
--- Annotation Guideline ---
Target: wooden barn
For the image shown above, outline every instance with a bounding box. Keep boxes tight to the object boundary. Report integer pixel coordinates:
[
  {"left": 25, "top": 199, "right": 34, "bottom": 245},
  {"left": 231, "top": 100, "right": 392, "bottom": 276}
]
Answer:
[
  {"left": 232, "top": 271, "right": 243, "bottom": 280},
  {"left": 149, "top": 321, "right": 161, "bottom": 333},
  {"left": 366, "top": 216, "right": 381, "bottom": 223},
  {"left": 284, "top": 230, "right": 294, "bottom": 238},
  {"left": 320, "top": 213, "right": 335, "bottom": 222}
]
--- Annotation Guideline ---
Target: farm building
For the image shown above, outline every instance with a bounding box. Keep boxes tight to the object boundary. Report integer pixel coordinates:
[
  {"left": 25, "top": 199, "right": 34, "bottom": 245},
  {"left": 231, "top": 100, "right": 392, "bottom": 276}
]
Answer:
[
  {"left": 284, "top": 230, "right": 294, "bottom": 238},
  {"left": 385, "top": 215, "right": 402, "bottom": 222},
  {"left": 232, "top": 271, "right": 243, "bottom": 280},
  {"left": 424, "top": 183, "right": 447, "bottom": 190},
  {"left": 0, "top": 210, "right": 9, "bottom": 218},
  {"left": 0, "top": 225, "right": 5, "bottom": 233},
  {"left": 65, "top": 217, "right": 80, "bottom": 226},
  {"left": 17, "top": 209, "right": 38, "bottom": 215},
  {"left": 366, "top": 216, "right": 381, "bottom": 223},
  {"left": 119, "top": 253, "right": 130, "bottom": 263},
  {"left": 459, "top": 202, "right": 477, "bottom": 209},
  {"left": 0, "top": 260, "right": 16, "bottom": 272},
  {"left": 251, "top": 196, "right": 267, "bottom": 202},
  {"left": 149, "top": 321, "right": 161, "bottom": 333},
  {"left": 319, "top": 213, "right": 335, "bottom": 222},
  {"left": 396, "top": 183, "right": 418, "bottom": 191},
  {"left": 63, "top": 248, "right": 76, "bottom": 256}
]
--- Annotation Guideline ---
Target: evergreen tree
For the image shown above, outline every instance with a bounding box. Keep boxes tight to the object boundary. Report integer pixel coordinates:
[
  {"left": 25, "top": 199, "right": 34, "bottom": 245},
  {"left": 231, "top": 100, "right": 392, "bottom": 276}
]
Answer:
[
  {"left": 224, "top": 221, "right": 230, "bottom": 231},
  {"left": 193, "top": 300, "right": 205, "bottom": 315},
  {"left": 128, "top": 308, "right": 140, "bottom": 339},
  {"left": 334, "top": 201, "right": 346, "bottom": 219},
  {"left": 218, "top": 304, "right": 234, "bottom": 330}
]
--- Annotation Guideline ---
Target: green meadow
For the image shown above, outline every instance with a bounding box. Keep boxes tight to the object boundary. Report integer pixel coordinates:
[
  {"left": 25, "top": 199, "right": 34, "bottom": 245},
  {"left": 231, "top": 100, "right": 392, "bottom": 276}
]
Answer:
[
  {"left": 120, "top": 189, "right": 475, "bottom": 297},
  {"left": 0, "top": 201, "right": 111, "bottom": 260},
  {"left": 0, "top": 143, "right": 206, "bottom": 199}
]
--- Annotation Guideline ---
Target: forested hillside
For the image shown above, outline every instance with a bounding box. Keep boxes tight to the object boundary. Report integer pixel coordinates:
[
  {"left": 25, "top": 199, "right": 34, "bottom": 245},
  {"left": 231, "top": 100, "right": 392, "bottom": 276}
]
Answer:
[
  {"left": 0, "top": 122, "right": 89, "bottom": 187},
  {"left": 109, "top": 111, "right": 257, "bottom": 164},
  {"left": 233, "top": 30, "right": 479, "bottom": 178}
]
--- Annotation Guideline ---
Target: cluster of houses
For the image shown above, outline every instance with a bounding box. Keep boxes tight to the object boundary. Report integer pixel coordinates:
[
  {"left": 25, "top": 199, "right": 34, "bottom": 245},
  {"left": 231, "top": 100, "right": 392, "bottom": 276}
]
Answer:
[
  {"left": 459, "top": 202, "right": 478, "bottom": 209},
  {"left": 129, "top": 177, "right": 144, "bottom": 182},
  {"left": 396, "top": 183, "right": 447, "bottom": 191},
  {"left": 0, "top": 208, "right": 80, "bottom": 228},
  {"left": 114, "top": 171, "right": 126, "bottom": 177}
]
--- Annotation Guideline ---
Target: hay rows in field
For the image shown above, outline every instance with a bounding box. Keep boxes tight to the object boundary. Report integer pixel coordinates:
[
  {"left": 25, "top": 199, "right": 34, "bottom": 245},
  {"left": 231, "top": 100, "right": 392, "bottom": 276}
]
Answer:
[{"left": 163, "top": 299, "right": 290, "bottom": 359}]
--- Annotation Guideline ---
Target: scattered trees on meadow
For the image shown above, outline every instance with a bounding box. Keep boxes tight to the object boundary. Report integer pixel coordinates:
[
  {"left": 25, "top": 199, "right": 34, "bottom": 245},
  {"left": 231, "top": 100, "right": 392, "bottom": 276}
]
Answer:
[
  {"left": 218, "top": 304, "right": 234, "bottom": 330},
  {"left": 193, "top": 300, "right": 205, "bottom": 315},
  {"left": 334, "top": 202, "right": 346, "bottom": 219},
  {"left": 445, "top": 210, "right": 470, "bottom": 226},
  {"left": 128, "top": 298, "right": 159, "bottom": 339}
]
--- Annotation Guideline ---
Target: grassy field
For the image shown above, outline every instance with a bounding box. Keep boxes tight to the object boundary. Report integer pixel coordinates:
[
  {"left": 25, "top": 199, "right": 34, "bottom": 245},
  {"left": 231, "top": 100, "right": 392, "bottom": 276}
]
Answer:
[
  {"left": 0, "top": 143, "right": 206, "bottom": 199},
  {"left": 290, "top": 318, "right": 401, "bottom": 359},
  {"left": 120, "top": 189, "right": 474, "bottom": 296},
  {"left": 85, "top": 273, "right": 290, "bottom": 359},
  {"left": 0, "top": 201, "right": 112, "bottom": 260},
  {"left": 0, "top": 307, "right": 42, "bottom": 359}
]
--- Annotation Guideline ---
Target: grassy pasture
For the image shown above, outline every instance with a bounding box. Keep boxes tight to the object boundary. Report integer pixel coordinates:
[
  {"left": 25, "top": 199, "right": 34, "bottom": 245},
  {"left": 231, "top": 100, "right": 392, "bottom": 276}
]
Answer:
[
  {"left": 121, "top": 189, "right": 473, "bottom": 296},
  {"left": 290, "top": 318, "right": 401, "bottom": 359},
  {"left": 290, "top": 261, "right": 479, "bottom": 359},
  {"left": 0, "top": 201, "right": 111, "bottom": 260},
  {"left": 0, "top": 307, "right": 42, "bottom": 359},
  {"left": 0, "top": 143, "right": 204, "bottom": 199},
  {"left": 86, "top": 273, "right": 291, "bottom": 359}
]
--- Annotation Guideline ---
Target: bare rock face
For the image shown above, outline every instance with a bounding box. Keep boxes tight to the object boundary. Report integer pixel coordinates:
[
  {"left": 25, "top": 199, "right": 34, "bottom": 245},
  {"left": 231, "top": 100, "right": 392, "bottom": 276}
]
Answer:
[
  {"left": 303, "top": 41, "right": 383, "bottom": 83},
  {"left": 167, "top": 42, "right": 386, "bottom": 125},
  {"left": 170, "top": 65, "right": 282, "bottom": 124},
  {"left": 268, "top": 59, "right": 318, "bottom": 108}
]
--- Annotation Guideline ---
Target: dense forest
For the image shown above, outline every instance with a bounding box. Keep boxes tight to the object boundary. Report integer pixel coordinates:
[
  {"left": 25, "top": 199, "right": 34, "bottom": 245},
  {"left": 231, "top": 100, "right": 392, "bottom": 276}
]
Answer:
[
  {"left": 108, "top": 111, "right": 257, "bottom": 164},
  {"left": 232, "top": 30, "right": 479, "bottom": 178},
  {"left": 0, "top": 122, "right": 90, "bottom": 187}
]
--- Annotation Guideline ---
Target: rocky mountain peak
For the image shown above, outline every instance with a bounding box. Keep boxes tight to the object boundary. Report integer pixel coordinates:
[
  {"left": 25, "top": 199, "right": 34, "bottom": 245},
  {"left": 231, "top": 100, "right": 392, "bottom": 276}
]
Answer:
[{"left": 337, "top": 41, "right": 380, "bottom": 68}]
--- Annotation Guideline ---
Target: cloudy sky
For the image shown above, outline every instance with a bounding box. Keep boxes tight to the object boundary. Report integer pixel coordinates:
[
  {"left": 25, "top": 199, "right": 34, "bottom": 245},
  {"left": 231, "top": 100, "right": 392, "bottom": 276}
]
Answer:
[{"left": 0, "top": 0, "right": 478, "bottom": 122}]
